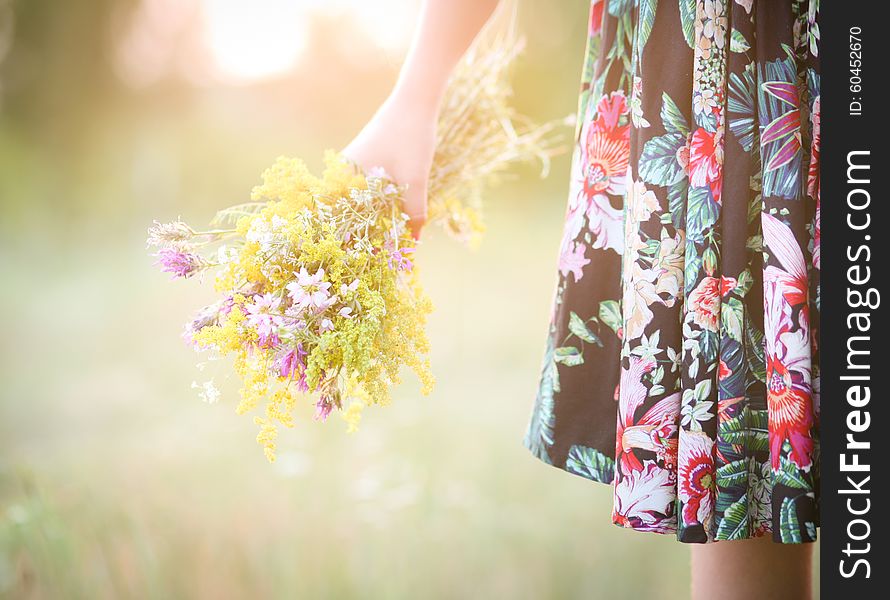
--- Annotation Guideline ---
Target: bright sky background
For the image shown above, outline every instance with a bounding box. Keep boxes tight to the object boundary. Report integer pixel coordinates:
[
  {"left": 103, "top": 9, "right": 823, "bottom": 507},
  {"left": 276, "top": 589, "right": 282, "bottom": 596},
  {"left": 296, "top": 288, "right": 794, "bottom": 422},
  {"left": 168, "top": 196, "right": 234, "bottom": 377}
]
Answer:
[{"left": 113, "top": 0, "right": 419, "bottom": 87}]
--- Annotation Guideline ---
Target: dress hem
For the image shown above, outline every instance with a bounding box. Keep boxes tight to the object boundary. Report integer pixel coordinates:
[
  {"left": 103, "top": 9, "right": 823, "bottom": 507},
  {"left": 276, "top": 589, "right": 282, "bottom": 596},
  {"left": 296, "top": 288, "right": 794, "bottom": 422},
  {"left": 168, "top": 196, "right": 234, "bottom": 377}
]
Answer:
[{"left": 522, "top": 440, "right": 819, "bottom": 545}]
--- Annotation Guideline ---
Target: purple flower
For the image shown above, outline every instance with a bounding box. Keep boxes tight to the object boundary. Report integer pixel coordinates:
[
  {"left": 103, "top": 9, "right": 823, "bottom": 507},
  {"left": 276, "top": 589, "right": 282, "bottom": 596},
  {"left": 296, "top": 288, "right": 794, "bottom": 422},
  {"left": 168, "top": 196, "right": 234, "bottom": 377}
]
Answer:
[
  {"left": 387, "top": 247, "right": 415, "bottom": 271},
  {"left": 182, "top": 297, "right": 234, "bottom": 346},
  {"left": 245, "top": 293, "right": 284, "bottom": 346},
  {"left": 277, "top": 343, "right": 307, "bottom": 379},
  {"left": 315, "top": 396, "right": 334, "bottom": 421},
  {"left": 366, "top": 166, "right": 390, "bottom": 179},
  {"left": 156, "top": 248, "right": 203, "bottom": 278}
]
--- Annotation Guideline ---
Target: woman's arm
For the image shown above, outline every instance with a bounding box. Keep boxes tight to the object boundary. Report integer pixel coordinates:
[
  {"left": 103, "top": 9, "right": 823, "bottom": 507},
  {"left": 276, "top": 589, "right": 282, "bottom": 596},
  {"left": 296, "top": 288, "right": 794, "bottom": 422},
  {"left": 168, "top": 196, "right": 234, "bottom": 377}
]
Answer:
[{"left": 343, "top": 0, "right": 500, "bottom": 238}]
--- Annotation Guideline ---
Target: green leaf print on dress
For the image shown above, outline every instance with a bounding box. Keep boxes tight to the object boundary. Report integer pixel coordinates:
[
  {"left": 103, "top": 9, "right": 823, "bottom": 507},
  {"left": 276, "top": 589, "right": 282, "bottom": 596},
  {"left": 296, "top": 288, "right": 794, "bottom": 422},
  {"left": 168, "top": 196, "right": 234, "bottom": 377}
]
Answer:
[
  {"left": 566, "top": 445, "right": 616, "bottom": 483},
  {"left": 525, "top": 337, "right": 559, "bottom": 465}
]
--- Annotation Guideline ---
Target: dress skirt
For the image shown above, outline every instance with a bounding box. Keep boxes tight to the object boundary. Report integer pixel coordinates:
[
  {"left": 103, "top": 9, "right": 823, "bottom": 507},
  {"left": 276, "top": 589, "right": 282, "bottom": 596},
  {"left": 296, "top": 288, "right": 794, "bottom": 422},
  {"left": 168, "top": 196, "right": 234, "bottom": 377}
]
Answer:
[{"left": 524, "top": 0, "right": 820, "bottom": 544}]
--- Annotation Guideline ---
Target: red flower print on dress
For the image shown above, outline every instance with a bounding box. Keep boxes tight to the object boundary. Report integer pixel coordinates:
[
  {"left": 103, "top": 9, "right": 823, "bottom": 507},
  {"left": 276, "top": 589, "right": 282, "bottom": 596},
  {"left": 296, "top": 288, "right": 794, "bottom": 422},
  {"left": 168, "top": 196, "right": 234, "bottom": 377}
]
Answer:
[
  {"left": 765, "top": 329, "right": 814, "bottom": 470},
  {"left": 589, "top": 0, "right": 605, "bottom": 36},
  {"left": 581, "top": 91, "right": 630, "bottom": 198},
  {"left": 677, "top": 431, "right": 716, "bottom": 529},
  {"left": 687, "top": 276, "right": 721, "bottom": 333},
  {"left": 592, "top": 91, "right": 630, "bottom": 135},
  {"left": 688, "top": 126, "right": 724, "bottom": 201},
  {"left": 762, "top": 213, "right": 815, "bottom": 471},
  {"left": 571, "top": 90, "right": 630, "bottom": 256}
]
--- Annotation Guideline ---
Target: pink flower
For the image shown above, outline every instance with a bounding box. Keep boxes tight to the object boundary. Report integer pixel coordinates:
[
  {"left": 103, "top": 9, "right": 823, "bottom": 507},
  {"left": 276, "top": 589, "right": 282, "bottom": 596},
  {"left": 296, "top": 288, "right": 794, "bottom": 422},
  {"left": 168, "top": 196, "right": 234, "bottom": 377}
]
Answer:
[
  {"left": 676, "top": 139, "right": 691, "bottom": 170},
  {"left": 286, "top": 267, "right": 332, "bottom": 311},
  {"left": 616, "top": 357, "right": 654, "bottom": 473},
  {"left": 558, "top": 241, "right": 590, "bottom": 283},
  {"left": 388, "top": 247, "right": 415, "bottom": 271},
  {"left": 762, "top": 213, "right": 815, "bottom": 470},
  {"left": 677, "top": 432, "right": 716, "bottom": 529},
  {"left": 616, "top": 354, "right": 681, "bottom": 474},
  {"left": 612, "top": 461, "right": 677, "bottom": 533},
  {"left": 245, "top": 293, "right": 284, "bottom": 346}
]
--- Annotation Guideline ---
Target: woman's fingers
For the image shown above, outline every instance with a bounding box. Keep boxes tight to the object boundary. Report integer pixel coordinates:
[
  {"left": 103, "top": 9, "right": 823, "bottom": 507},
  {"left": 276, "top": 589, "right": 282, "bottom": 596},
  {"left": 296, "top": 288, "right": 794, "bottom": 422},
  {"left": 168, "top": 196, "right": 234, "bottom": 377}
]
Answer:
[{"left": 403, "top": 179, "right": 428, "bottom": 240}]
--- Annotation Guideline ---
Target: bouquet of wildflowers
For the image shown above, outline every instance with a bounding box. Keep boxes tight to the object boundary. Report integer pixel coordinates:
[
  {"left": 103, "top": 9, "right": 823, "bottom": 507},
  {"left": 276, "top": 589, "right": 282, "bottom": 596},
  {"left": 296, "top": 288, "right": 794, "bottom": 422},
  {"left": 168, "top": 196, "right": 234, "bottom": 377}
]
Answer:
[{"left": 148, "top": 19, "right": 561, "bottom": 461}]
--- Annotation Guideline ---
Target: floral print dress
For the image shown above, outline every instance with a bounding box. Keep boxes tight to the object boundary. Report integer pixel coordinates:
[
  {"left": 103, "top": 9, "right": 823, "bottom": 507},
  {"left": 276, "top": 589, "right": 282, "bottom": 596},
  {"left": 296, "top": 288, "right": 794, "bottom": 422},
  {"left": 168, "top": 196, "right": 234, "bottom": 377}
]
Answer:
[{"left": 525, "top": 0, "right": 820, "bottom": 544}]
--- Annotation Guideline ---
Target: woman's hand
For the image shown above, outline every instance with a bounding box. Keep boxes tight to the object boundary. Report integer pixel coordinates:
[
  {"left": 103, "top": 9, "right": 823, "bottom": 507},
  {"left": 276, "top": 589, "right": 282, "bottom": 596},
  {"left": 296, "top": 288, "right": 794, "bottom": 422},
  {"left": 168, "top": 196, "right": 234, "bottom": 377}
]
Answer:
[
  {"left": 342, "top": 0, "right": 500, "bottom": 239},
  {"left": 342, "top": 92, "right": 438, "bottom": 239}
]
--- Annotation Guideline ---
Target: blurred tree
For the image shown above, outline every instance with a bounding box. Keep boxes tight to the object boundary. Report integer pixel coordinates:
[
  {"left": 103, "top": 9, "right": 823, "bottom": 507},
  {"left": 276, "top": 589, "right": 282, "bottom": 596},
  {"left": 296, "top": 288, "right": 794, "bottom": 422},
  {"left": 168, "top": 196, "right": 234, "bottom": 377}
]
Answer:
[{"left": 1, "top": 0, "right": 132, "bottom": 147}]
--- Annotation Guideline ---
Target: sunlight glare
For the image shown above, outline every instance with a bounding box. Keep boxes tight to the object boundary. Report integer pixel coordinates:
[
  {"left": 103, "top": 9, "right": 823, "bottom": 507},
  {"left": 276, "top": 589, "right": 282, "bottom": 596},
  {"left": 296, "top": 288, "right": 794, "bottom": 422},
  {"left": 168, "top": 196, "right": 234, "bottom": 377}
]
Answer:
[
  {"left": 201, "top": 0, "right": 308, "bottom": 83},
  {"left": 200, "top": 0, "right": 417, "bottom": 83}
]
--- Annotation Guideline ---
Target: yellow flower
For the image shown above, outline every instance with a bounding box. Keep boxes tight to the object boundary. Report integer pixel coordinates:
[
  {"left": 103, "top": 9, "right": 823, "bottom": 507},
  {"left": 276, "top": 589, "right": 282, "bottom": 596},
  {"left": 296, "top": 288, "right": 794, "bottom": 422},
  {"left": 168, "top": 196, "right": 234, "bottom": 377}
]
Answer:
[{"left": 341, "top": 402, "right": 363, "bottom": 434}]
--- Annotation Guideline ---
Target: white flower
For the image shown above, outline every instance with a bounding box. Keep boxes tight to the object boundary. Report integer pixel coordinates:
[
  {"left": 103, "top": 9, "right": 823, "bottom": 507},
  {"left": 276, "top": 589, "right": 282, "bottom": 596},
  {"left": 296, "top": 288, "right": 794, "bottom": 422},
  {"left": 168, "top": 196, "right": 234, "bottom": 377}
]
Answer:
[
  {"left": 339, "top": 279, "right": 360, "bottom": 296},
  {"left": 613, "top": 461, "right": 677, "bottom": 532},
  {"left": 680, "top": 393, "right": 715, "bottom": 430},
  {"left": 631, "top": 331, "right": 663, "bottom": 363},
  {"left": 627, "top": 179, "right": 660, "bottom": 224},
  {"left": 286, "top": 267, "right": 333, "bottom": 310},
  {"left": 667, "top": 347, "right": 681, "bottom": 373},
  {"left": 693, "top": 88, "right": 717, "bottom": 116},
  {"left": 192, "top": 379, "right": 220, "bottom": 404},
  {"left": 216, "top": 245, "right": 239, "bottom": 265}
]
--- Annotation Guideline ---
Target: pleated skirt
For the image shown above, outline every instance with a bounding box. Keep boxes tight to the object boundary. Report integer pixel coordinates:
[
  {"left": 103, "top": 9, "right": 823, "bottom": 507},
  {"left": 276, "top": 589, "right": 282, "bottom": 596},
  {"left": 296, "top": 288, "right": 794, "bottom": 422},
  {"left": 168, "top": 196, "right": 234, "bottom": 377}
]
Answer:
[{"left": 524, "top": 0, "right": 820, "bottom": 544}]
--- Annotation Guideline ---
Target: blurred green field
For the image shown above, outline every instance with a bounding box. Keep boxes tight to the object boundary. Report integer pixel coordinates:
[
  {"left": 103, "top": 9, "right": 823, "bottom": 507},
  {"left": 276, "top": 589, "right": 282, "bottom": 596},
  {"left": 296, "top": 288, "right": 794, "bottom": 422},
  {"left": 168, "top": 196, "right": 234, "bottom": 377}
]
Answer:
[
  {"left": 0, "top": 196, "right": 700, "bottom": 599},
  {"left": 0, "top": 1, "right": 817, "bottom": 598}
]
